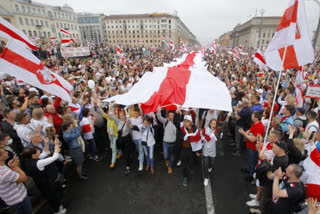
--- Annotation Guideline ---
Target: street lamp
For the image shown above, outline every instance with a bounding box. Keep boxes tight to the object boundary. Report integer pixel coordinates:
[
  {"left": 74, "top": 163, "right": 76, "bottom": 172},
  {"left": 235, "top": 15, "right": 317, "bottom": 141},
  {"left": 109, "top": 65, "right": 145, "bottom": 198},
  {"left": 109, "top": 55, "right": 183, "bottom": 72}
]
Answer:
[{"left": 257, "top": 8, "right": 265, "bottom": 49}]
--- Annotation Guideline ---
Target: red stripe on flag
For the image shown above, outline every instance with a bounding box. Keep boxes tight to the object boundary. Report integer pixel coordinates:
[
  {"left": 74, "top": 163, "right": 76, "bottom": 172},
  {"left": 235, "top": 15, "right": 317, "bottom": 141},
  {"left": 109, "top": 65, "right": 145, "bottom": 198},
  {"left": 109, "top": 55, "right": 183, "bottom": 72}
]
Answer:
[
  {"left": 276, "top": 0, "right": 298, "bottom": 32},
  {"left": 81, "top": 124, "right": 91, "bottom": 133},
  {"left": 0, "top": 24, "right": 38, "bottom": 50},
  {"left": 255, "top": 52, "right": 266, "bottom": 64},
  {"left": 0, "top": 47, "right": 70, "bottom": 93},
  {"left": 306, "top": 184, "right": 320, "bottom": 201},
  {"left": 141, "top": 52, "right": 197, "bottom": 113},
  {"left": 278, "top": 45, "right": 299, "bottom": 70}
]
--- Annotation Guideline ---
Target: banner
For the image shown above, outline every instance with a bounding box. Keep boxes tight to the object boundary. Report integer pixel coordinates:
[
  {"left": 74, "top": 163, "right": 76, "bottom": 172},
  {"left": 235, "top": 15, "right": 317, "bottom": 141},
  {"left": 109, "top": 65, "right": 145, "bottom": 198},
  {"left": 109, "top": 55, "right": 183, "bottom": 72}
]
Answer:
[
  {"left": 61, "top": 47, "right": 90, "bottom": 58},
  {"left": 306, "top": 86, "right": 320, "bottom": 99}
]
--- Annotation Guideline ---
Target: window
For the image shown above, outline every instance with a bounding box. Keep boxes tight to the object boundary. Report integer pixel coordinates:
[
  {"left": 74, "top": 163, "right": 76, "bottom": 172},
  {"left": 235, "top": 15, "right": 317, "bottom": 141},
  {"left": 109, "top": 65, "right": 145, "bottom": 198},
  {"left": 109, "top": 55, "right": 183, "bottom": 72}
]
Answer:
[
  {"left": 48, "top": 32, "right": 51, "bottom": 37},
  {"left": 22, "top": 6, "right": 25, "bottom": 12},
  {"left": 15, "top": 4, "right": 19, "bottom": 12},
  {"left": 39, "top": 31, "right": 41, "bottom": 37},
  {"left": 263, "top": 33, "right": 265, "bottom": 38},
  {"left": 33, "top": 8, "right": 36, "bottom": 14},
  {"left": 27, "top": 7, "right": 30, "bottom": 13},
  {"left": 35, "top": 19, "right": 39, "bottom": 25},
  {"left": 161, "top": 19, "right": 167, "bottom": 23},
  {"left": 33, "top": 31, "right": 37, "bottom": 36},
  {"left": 45, "top": 21, "right": 48, "bottom": 27},
  {"left": 38, "top": 8, "right": 40, "bottom": 14},
  {"left": 22, "top": 30, "right": 26, "bottom": 34},
  {"left": 30, "top": 19, "right": 34, "bottom": 26},
  {"left": 19, "top": 17, "right": 23, "bottom": 25},
  {"left": 25, "top": 18, "right": 29, "bottom": 25},
  {"left": 40, "top": 20, "right": 43, "bottom": 26},
  {"left": 28, "top": 30, "right": 32, "bottom": 36}
]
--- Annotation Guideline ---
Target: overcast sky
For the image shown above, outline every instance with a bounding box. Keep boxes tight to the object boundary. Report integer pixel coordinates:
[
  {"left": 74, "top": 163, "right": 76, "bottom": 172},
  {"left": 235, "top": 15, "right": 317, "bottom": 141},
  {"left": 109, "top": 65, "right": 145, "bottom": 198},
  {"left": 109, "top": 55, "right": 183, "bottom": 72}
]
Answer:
[{"left": 35, "top": 0, "right": 320, "bottom": 45}]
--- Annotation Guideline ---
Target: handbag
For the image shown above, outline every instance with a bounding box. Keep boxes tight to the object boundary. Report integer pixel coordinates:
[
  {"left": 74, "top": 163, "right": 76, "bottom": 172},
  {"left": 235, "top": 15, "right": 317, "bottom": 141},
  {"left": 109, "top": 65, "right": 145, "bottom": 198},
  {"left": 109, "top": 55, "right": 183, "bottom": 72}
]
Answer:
[
  {"left": 117, "top": 123, "right": 125, "bottom": 137},
  {"left": 141, "top": 128, "right": 150, "bottom": 146}
]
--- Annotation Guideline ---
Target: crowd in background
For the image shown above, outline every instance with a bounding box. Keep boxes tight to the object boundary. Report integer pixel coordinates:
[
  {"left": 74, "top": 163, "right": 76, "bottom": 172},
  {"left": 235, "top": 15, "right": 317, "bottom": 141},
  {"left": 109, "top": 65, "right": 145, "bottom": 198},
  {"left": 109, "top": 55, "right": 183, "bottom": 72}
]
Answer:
[{"left": 0, "top": 41, "right": 319, "bottom": 214}]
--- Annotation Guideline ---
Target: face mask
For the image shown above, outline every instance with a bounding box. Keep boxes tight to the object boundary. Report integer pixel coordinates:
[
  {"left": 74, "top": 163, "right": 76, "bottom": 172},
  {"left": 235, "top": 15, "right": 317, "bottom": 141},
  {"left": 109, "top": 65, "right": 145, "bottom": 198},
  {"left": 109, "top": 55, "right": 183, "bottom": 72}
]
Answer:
[{"left": 7, "top": 139, "right": 13, "bottom": 145}]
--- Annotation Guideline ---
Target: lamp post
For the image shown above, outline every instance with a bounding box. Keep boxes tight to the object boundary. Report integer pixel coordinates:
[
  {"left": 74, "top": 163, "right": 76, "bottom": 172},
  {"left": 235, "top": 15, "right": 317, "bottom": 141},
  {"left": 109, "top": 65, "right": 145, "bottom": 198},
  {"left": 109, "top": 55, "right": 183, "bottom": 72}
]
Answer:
[{"left": 257, "top": 9, "right": 265, "bottom": 49}]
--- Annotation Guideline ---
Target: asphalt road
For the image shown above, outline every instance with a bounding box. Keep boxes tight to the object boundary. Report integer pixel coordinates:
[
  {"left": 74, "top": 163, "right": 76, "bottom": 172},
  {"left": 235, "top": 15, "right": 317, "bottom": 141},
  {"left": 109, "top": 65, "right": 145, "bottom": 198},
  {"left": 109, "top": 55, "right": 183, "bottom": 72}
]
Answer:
[{"left": 34, "top": 134, "right": 255, "bottom": 214}]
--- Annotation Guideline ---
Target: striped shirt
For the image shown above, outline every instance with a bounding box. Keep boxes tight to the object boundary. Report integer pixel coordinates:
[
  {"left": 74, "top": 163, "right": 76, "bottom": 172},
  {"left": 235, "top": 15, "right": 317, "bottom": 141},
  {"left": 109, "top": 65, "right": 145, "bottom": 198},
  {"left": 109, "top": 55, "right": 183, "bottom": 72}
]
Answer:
[{"left": 0, "top": 165, "right": 27, "bottom": 206}]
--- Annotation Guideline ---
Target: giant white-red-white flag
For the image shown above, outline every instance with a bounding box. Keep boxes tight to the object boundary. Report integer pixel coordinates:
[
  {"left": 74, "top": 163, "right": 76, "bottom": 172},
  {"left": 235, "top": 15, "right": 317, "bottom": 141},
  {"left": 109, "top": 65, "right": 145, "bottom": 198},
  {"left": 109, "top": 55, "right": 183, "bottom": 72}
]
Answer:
[
  {"left": 0, "top": 40, "right": 73, "bottom": 102},
  {"left": 264, "top": 0, "right": 314, "bottom": 71},
  {"left": 0, "top": 17, "right": 38, "bottom": 50},
  {"left": 295, "top": 66, "right": 304, "bottom": 107},
  {"left": 105, "top": 52, "right": 232, "bottom": 113},
  {"left": 60, "top": 28, "right": 71, "bottom": 36},
  {"left": 254, "top": 50, "right": 268, "bottom": 71},
  {"left": 302, "top": 141, "right": 320, "bottom": 201}
]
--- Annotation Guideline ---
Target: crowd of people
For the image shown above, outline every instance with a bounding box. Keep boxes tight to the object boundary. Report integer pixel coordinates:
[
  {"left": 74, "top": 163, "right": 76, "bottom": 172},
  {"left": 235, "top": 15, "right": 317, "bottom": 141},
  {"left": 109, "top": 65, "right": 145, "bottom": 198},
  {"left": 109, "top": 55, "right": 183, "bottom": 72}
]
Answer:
[{"left": 0, "top": 41, "right": 319, "bottom": 214}]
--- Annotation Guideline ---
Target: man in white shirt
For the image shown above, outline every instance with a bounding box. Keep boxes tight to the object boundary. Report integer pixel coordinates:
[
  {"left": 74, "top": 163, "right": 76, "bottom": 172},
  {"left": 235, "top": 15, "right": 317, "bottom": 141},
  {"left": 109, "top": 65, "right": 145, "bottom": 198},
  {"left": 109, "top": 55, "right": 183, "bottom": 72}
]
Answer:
[{"left": 305, "top": 111, "right": 319, "bottom": 133}]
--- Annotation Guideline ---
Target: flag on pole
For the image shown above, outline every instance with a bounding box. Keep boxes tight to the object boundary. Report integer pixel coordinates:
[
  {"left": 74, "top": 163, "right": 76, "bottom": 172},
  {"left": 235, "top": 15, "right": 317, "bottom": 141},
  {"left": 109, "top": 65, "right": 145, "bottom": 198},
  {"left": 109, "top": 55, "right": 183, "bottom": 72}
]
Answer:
[
  {"left": 50, "top": 37, "right": 57, "bottom": 41},
  {"left": 0, "top": 17, "right": 38, "bottom": 50},
  {"left": 162, "top": 36, "right": 168, "bottom": 46},
  {"left": 116, "top": 47, "right": 122, "bottom": 55},
  {"left": 254, "top": 50, "right": 268, "bottom": 71},
  {"left": 0, "top": 39, "right": 73, "bottom": 102},
  {"left": 61, "top": 38, "right": 75, "bottom": 46},
  {"left": 60, "top": 28, "right": 71, "bottom": 36},
  {"left": 264, "top": 0, "right": 314, "bottom": 71},
  {"left": 170, "top": 40, "right": 175, "bottom": 51}
]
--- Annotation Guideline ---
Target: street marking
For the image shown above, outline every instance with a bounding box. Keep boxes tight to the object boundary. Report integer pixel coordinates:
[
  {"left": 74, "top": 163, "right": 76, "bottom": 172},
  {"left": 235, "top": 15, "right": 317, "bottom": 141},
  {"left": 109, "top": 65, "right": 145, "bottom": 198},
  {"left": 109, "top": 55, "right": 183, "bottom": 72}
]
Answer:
[{"left": 204, "top": 179, "right": 215, "bottom": 214}]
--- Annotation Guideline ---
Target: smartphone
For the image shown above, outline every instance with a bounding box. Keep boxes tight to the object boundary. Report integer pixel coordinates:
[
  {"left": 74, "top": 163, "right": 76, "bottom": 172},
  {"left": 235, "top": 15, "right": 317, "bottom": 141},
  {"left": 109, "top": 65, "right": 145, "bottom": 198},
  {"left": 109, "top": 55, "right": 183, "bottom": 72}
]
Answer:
[{"left": 309, "top": 131, "right": 316, "bottom": 140}]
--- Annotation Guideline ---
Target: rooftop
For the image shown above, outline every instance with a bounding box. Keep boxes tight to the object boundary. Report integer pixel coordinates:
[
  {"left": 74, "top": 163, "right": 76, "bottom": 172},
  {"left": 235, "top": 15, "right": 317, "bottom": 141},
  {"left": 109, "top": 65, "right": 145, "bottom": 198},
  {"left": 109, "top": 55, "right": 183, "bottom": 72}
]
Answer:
[{"left": 103, "top": 13, "right": 176, "bottom": 19}]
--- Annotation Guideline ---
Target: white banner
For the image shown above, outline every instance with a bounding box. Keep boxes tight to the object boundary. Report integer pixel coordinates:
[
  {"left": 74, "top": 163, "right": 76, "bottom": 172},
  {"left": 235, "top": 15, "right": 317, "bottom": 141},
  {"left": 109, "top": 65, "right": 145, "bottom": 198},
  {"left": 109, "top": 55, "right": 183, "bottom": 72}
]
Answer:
[
  {"left": 306, "top": 86, "right": 320, "bottom": 99},
  {"left": 61, "top": 47, "right": 90, "bottom": 58}
]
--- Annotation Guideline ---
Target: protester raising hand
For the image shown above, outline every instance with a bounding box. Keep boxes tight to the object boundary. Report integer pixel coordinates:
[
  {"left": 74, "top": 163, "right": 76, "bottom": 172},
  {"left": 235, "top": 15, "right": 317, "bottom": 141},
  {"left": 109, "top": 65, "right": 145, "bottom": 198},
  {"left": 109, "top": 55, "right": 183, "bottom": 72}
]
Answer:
[{"left": 306, "top": 198, "right": 320, "bottom": 214}]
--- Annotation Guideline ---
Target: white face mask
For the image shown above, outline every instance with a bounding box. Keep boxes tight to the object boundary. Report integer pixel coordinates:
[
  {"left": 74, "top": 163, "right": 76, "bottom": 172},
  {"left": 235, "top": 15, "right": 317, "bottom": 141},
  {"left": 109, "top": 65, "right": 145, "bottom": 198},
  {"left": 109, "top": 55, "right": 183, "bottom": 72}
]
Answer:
[{"left": 7, "top": 139, "right": 13, "bottom": 145}]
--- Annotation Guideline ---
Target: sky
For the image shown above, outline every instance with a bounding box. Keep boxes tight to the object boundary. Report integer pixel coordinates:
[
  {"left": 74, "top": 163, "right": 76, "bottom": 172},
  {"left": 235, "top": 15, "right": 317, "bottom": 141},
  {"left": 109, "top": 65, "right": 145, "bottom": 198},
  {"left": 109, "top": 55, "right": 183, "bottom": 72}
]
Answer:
[{"left": 35, "top": 0, "right": 320, "bottom": 45}]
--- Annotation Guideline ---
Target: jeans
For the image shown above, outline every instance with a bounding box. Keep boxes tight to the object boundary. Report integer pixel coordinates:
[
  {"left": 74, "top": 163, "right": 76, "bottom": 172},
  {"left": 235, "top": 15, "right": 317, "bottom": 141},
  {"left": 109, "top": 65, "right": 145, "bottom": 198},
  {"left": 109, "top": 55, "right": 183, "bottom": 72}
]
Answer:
[
  {"left": 143, "top": 145, "right": 154, "bottom": 169},
  {"left": 181, "top": 147, "right": 194, "bottom": 178},
  {"left": 133, "top": 139, "right": 144, "bottom": 166},
  {"left": 235, "top": 125, "right": 244, "bottom": 152},
  {"left": 247, "top": 148, "right": 258, "bottom": 177},
  {"left": 163, "top": 142, "right": 175, "bottom": 167},
  {"left": 109, "top": 136, "right": 118, "bottom": 164},
  {"left": 86, "top": 138, "right": 96, "bottom": 157},
  {"left": 12, "top": 196, "right": 33, "bottom": 214},
  {"left": 203, "top": 156, "right": 215, "bottom": 179}
]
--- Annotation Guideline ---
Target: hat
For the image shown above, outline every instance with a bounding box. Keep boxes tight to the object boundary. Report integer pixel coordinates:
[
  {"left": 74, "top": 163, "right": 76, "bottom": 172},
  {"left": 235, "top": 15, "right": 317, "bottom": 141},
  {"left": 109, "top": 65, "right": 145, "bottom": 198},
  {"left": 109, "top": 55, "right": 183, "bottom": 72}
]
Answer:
[
  {"left": 256, "top": 89, "right": 263, "bottom": 94},
  {"left": 29, "top": 88, "right": 38, "bottom": 94},
  {"left": 182, "top": 107, "right": 190, "bottom": 112},
  {"left": 184, "top": 115, "right": 192, "bottom": 121},
  {"left": 275, "top": 141, "right": 288, "bottom": 152},
  {"left": 296, "top": 107, "right": 305, "bottom": 115}
]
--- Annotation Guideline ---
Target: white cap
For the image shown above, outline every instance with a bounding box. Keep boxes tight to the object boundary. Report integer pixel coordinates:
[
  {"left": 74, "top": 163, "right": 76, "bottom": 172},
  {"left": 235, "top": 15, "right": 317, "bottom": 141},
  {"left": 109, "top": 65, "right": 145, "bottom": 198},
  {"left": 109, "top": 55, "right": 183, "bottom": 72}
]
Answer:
[
  {"left": 184, "top": 115, "right": 192, "bottom": 121},
  {"left": 182, "top": 107, "right": 190, "bottom": 112},
  {"left": 29, "top": 88, "right": 38, "bottom": 93},
  {"left": 256, "top": 89, "right": 263, "bottom": 94}
]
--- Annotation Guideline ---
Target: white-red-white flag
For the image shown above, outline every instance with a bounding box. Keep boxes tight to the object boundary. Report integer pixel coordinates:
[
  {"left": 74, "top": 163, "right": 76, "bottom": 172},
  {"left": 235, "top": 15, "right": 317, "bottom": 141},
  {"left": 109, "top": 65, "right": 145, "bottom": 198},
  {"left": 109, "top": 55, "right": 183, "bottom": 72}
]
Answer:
[
  {"left": 254, "top": 50, "right": 268, "bottom": 71},
  {"left": 295, "top": 66, "right": 304, "bottom": 107},
  {"left": 60, "top": 28, "right": 71, "bottom": 36},
  {"left": 264, "top": 0, "right": 314, "bottom": 71},
  {"left": 0, "top": 40, "right": 73, "bottom": 102},
  {"left": 50, "top": 37, "right": 57, "bottom": 41},
  {"left": 116, "top": 47, "right": 122, "bottom": 55},
  {"left": 0, "top": 17, "right": 37, "bottom": 50},
  {"left": 138, "top": 40, "right": 143, "bottom": 43},
  {"left": 61, "top": 38, "right": 75, "bottom": 46},
  {"left": 170, "top": 40, "right": 175, "bottom": 51}
]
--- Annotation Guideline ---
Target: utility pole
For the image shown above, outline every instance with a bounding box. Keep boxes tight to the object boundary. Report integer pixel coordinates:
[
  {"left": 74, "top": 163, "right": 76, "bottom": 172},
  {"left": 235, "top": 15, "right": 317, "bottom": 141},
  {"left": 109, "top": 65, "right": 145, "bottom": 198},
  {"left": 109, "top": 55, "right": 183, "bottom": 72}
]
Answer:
[{"left": 257, "top": 9, "right": 265, "bottom": 49}]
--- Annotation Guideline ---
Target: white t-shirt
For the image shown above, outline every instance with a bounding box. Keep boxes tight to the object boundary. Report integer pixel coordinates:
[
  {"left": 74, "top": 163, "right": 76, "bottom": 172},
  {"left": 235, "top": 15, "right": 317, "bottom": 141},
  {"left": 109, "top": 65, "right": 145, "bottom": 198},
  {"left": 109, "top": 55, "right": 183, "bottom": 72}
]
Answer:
[
  {"left": 202, "top": 111, "right": 219, "bottom": 128},
  {"left": 305, "top": 120, "right": 319, "bottom": 133},
  {"left": 129, "top": 117, "right": 143, "bottom": 140}
]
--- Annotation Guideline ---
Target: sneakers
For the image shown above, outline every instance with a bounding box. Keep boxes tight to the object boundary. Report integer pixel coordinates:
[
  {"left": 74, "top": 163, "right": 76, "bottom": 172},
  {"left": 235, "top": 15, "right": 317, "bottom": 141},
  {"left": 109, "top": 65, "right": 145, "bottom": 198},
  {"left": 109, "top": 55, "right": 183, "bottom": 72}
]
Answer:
[
  {"left": 176, "top": 160, "right": 181, "bottom": 167},
  {"left": 109, "top": 163, "right": 115, "bottom": 168},
  {"left": 116, "top": 153, "right": 123, "bottom": 159},
  {"left": 232, "top": 151, "right": 240, "bottom": 156},
  {"left": 165, "top": 160, "right": 169, "bottom": 167},
  {"left": 58, "top": 205, "right": 67, "bottom": 214},
  {"left": 93, "top": 155, "right": 101, "bottom": 161},
  {"left": 246, "top": 199, "right": 260, "bottom": 207},
  {"left": 249, "top": 208, "right": 262, "bottom": 214},
  {"left": 151, "top": 168, "right": 155, "bottom": 174},
  {"left": 138, "top": 164, "right": 143, "bottom": 171},
  {"left": 88, "top": 155, "right": 93, "bottom": 160},
  {"left": 204, "top": 178, "right": 209, "bottom": 186},
  {"left": 208, "top": 168, "right": 212, "bottom": 173},
  {"left": 249, "top": 194, "right": 257, "bottom": 199},
  {"left": 80, "top": 175, "right": 88, "bottom": 180},
  {"left": 145, "top": 164, "right": 150, "bottom": 171},
  {"left": 124, "top": 166, "right": 130, "bottom": 175},
  {"left": 183, "top": 177, "right": 188, "bottom": 186},
  {"left": 168, "top": 167, "right": 173, "bottom": 174}
]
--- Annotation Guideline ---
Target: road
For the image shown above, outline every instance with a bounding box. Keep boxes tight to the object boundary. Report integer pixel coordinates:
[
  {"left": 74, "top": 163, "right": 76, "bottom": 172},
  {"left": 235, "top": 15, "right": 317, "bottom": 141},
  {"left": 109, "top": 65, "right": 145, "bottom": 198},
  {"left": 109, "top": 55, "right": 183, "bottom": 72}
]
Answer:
[{"left": 36, "top": 135, "right": 255, "bottom": 214}]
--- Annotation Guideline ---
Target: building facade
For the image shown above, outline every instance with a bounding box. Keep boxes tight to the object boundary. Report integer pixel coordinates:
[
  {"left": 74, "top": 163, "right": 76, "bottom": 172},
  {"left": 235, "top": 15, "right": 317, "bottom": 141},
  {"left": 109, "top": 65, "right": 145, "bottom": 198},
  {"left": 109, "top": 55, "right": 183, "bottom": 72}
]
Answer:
[
  {"left": 227, "top": 16, "right": 281, "bottom": 49},
  {"left": 1, "top": 0, "right": 81, "bottom": 42},
  {"left": 78, "top": 13, "right": 104, "bottom": 44},
  {"left": 103, "top": 12, "right": 199, "bottom": 48},
  {"left": 218, "top": 31, "right": 232, "bottom": 47}
]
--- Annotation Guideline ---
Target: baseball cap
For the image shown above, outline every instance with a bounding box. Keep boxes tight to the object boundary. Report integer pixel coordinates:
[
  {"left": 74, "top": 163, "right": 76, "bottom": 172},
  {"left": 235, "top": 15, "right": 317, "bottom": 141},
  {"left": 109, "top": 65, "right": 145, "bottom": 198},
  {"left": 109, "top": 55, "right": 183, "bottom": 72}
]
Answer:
[
  {"left": 256, "top": 89, "right": 263, "bottom": 94},
  {"left": 275, "top": 141, "right": 288, "bottom": 152},
  {"left": 184, "top": 115, "right": 192, "bottom": 121}
]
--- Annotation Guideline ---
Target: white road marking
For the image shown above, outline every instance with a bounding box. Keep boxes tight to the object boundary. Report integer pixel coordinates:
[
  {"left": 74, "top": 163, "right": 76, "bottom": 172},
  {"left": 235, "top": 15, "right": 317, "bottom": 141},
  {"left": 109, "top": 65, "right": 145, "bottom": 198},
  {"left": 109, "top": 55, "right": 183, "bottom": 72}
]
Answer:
[{"left": 204, "top": 179, "right": 215, "bottom": 214}]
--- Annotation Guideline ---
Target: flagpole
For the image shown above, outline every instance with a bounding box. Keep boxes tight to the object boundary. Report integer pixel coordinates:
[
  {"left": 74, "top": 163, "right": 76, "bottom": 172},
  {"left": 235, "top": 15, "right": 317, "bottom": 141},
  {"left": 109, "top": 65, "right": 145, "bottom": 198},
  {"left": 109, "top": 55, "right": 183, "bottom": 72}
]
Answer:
[{"left": 262, "top": 46, "right": 288, "bottom": 150}]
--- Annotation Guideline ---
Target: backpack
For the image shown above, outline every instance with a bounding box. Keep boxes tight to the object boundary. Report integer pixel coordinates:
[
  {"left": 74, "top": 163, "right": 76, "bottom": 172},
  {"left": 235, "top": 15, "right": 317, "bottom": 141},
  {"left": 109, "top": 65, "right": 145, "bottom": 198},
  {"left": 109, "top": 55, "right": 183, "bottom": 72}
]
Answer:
[{"left": 293, "top": 118, "right": 308, "bottom": 129}]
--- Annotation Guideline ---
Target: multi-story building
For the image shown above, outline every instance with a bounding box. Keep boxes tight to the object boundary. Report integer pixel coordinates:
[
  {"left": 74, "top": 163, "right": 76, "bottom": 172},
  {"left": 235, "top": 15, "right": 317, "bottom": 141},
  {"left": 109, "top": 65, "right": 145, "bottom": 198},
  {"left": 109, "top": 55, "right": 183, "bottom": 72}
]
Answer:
[
  {"left": 78, "top": 13, "right": 104, "bottom": 44},
  {"left": 103, "top": 12, "right": 198, "bottom": 48},
  {"left": 1, "top": 0, "right": 81, "bottom": 42},
  {"left": 218, "top": 31, "right": 232, "bottom": 47},
  {"left": 227, "top": 16, "right": 281, "bottom": 49}
]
